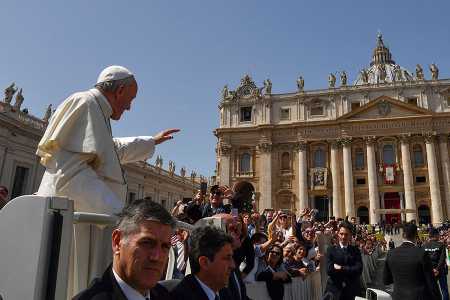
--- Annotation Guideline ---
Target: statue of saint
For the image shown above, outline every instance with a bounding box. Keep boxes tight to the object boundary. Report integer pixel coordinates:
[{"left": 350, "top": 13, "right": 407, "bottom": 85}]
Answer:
[
  {"left": 430, "top": 63, "right": 439, "bottom": 80},
  {"left": 3, "top": 82, "right": 17, "bottom": 104},
  {"left": 328, "top": 73, "right": 336, "bottom": 88},
  {"left": 393, "top": 65, "right": 403, "bottom": 81},
  {"left": 221, "top": 85, "right": 229, "bottom": 99},
  {"left": 155, "top": 155, "right": 163, "bottom": 168},
  {"left": 340, "top": 71, "right": 347, "bottom": 86},
  {"left": 378, "top": 64, "right": 387, "bottom": 82},
  {"left": 190, "top": 170, "right": 197, "bottom": 182},
  {"left": 264, "top": 79, "right": 272, "bottom": 94},
  {"left": 415, "top": 64, "right": 424, "bottom": 80},
  {"left": 168, "top": 160, "right": 175, "bottom": 176},
  {"left": 296, "top": 76, "right": 304, "bottom": 91},
  {"left": 43, "top": 104, "right": 53, "bottom": 122},
  {"left": 13, "top": 88, "right": 24, "bottom": 111},
  {"left": 360, "top": 69, "right": 369, "bottom": 84},
  {"left": 180, "top": 167, "right": 186, "bottom": 178}
]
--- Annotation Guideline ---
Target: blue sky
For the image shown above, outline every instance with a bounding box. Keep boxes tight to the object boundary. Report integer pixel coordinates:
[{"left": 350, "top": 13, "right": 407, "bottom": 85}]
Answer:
[{"left": 1, "top": 1, "right": 449, "bottom": 177}]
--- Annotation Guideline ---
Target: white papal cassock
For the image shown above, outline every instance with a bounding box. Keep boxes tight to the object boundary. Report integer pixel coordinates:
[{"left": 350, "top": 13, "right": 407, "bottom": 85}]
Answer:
[{"left": 36, "top": 88, "right": 156, "bottom": 297}]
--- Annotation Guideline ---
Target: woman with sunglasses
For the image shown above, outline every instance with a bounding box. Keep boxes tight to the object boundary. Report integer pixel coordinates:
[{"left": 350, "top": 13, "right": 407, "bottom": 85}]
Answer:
[{"left": 256, "top": 244, "right": 291, "bottom": 300}]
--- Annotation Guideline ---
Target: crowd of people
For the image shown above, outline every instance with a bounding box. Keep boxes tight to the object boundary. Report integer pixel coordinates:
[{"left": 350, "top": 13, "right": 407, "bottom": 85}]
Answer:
[{"left": 168, "top": 183, "right": 389, "bottom": 300}]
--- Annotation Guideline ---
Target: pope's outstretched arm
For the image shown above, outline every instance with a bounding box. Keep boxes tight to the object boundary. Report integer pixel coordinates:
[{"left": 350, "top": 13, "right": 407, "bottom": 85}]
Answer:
[{"left": 113, "top": 129, "right": 180, "bottom": 164}]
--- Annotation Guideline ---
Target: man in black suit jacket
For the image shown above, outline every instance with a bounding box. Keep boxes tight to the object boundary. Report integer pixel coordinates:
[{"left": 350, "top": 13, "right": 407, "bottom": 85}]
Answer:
[
  {"left": 171, "top": 226, "right": 235, "bottom": 300},
  {"left": 324, "top": 222, "right": 363, "bottom": 300},
  {"left": 73, "top": 199, "right": 176, "bottom": 300},
  {"left": 73, "top": 265, "right": 171, "bottom": 300},
  {"left": 383, "top": 222, "right": 441, "bottom": 300}
]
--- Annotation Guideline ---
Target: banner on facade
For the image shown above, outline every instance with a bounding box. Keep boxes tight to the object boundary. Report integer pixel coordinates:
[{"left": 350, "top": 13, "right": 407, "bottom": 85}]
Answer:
[{"left": 374, "top": 208, "right": 416, "bottom": 214}]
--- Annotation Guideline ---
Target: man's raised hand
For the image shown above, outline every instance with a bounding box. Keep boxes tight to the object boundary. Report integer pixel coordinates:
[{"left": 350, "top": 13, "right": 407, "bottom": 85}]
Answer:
[{"left": 154, "top": 128, "right": 180, "bottom": 145}]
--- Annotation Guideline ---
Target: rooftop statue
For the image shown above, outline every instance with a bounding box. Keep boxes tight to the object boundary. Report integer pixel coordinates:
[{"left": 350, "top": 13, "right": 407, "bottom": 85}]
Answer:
[
  {"left": 3, "top": 82, "right": 17, "bottom": 104},
  {"left": 155, "top": 155, "right": 163, "bottom": 168},
  {"left": 263, "top": 79, "right": 272, "bottom": 94},
  {"left": 180, "top": 166, "right": 186, "bottom": 178},
  {"left": 430, "top": 63, "right": 439, "bottom": 80},
  {"left": 190, "top": 170, "right": 197, "bottom": 182},
  {"left": 221, "top": 85, "right": 229, "bottom": 100},
  {"left": 378, "top": 64, "right": 387, "bottom": 82},
  {"left": 328, "top": 73, "right": 336, "bottom": 88},
  {"left": 393, "top": 65, "right": 403, "bottom": 81},
  {"left": 13, "top": 88, "right": 24, "bottom": 111},
  {"left": 43, "top": 104, "right": 53, "bottom": 122},
  {"left": 360, "top": 69, "right": 369, "bottom": 84},
  {"left": 168, "top": 160, "right": 175, "bottom": 176},
  {"left": 296, "top": 76, "right": 304, "bottom": 91},
  {"left": 415, "top": 64, "right": 424, "bottom": 80},
  {"left": 340, "top": 71, "right": 347, "bottom": 86}
]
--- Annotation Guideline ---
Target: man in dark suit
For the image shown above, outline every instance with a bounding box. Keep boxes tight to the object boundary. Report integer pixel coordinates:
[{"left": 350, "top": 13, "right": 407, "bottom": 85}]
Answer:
[
  {"left": 170, "top": 226, "right": 235, "bottom": 300},
  {"left": 73, "top": 199, "right": 175, "bottom": 300},
  {"left": 324, "top": 222, "right": 363, "bottom": 300},
  {"left": 383, "top": 222, "right": 441, "bottom": 300}
]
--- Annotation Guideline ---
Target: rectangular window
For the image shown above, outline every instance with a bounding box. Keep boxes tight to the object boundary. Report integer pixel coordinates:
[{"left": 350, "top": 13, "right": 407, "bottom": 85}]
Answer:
[
  {"left": 11, "top": 166, "right": 29, "bottom": 199},
  {"left": 161, "top": 199, "right": 167, "bottom": 208},
  {"left": 407, "top": 97, "right": 418, "bottom": 106},
  {"left": 240, "top": 107, "right": 252, "bottom": 122},
  {"left": 351, "top": 102, "right": 360, "bottom": 111},
  {"left": 447, "top": 96, "right": 450, "bottom": 106},
  {"left": 310, "top": 106, "right": 324, "bottom": 116},
  {"left": 280, "top": 108, "right": 291, "bottom": 120},
  {"left": 356, "top": 178, "right": 366, "bottom": 185},
  {"left": 416, "top": 176, "right": 426, "bottom": 183}
]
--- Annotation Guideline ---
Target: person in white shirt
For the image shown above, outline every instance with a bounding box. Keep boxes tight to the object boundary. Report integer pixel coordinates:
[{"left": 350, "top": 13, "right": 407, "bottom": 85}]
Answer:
[{"left": 36, "top": 65, "right": 179, "bottom": 296}]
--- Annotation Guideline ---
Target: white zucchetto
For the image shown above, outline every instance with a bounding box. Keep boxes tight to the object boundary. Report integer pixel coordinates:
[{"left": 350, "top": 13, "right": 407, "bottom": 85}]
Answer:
[{"left": 97, "top": 65, "right": 134, "bottom": 84}]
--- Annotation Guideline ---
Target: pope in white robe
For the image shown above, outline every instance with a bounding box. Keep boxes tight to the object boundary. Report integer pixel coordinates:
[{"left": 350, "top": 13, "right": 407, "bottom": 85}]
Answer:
[{"left": 35, "top": 65, "right": 179, "bottom": 297}]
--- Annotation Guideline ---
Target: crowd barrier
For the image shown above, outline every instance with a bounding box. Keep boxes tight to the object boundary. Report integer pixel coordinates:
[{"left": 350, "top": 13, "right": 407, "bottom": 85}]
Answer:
[{"left": 245, "top": 245, "right": 384, "bottom": 300}]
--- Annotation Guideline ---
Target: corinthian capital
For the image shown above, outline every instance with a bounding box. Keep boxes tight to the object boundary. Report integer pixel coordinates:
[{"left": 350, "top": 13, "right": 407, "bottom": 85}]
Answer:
[
  {"left": 219, "top": 143, "right": 232, "bottom": 155},
  {"left": 294, "top": 140, "right": 308, "bottom": 152},
  {"left": 258, "top": 142, "right": 272, "bottom": 153},
  {"left": 399, "top": 133, "right": 412, "bottom": 144},
  {"left": 364, "top": 136, "right": 377, "bottom": 145},
  {"left": 423, "top": 131, "right": 437, "bottom": 144},
  {"left": 339, "top": 137, "right": 352, "bottom": 146}
]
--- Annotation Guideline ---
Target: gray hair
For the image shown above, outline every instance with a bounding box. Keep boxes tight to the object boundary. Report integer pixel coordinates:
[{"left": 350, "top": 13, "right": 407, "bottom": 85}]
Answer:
[
  {"left": 116, "top": 198, "right": 176, "bottom": 239},
  {"left": 95, "top": 75, "right": 136, "bottom": 93}
]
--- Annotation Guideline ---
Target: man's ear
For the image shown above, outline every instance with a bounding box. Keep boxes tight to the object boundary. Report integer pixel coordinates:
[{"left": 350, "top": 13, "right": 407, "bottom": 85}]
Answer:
[
  {"left": 198, "top": 256, "right": 210, "bottom": 271},
  {"left": 112, "top": 229, "right": 122, "bottom": 254}
]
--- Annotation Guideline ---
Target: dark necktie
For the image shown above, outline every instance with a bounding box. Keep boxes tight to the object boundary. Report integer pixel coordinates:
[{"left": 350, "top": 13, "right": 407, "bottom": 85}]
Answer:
[{"left": 214, "top": 295, "right": 220, "bottom": 300}]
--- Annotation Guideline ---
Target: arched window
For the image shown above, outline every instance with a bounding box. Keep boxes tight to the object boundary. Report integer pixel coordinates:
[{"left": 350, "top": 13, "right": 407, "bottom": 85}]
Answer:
[
  {"left": 281, "top": 152, "right": 290, "bottom": 170},
  {"left": 314, "top": 148, "right": 325, "bottom": 168},
  {"left": 239, "top": 153, "right": 251, "bottom": 173},
  {"left": 355, "top": 148, "right": 365, "bottom": 170},
  {"left": 383, "top": 144, "right": 395, "bottom": 165},
  {"left": 413, "top": 144, "right": 424, "bottom": 167}
]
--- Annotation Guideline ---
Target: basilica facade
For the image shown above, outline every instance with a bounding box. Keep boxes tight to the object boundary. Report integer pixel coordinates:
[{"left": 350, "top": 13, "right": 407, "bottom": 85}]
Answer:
[{"left": 215, "top": 34, "right": 450, "bottom": 225}]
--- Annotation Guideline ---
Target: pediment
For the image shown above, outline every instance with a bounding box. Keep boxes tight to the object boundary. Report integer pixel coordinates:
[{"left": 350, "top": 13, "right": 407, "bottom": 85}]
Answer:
[{"left": 338, "top": 96, "right": 432, "bottom": 121}]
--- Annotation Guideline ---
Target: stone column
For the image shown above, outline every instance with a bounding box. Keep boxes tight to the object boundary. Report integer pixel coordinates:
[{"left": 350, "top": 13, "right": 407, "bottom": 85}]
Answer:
[
  {"left": 424, "top": 133, "right": 443, "bottom": 224},
  {"left": 399, "top": 192, "right": 406, "bottom": 222},
  {"left": 400, "top": 135, "right": 417, "bottom": 222},
  {"left": 365, "top": 136, "right": 380, "bottom": 224},
  {"left": 258, "top": 142, "right": 272, "bottom": 210},
  {"left": 342, "top": 138, "right": 355, "bottom": 218},
  {"left": 297, "top": 141, "right": 308, "bottom": 212},
  {"left": 218, "top": 143, "right": 232, "bottom": 187},
  {"left": 438, "top": 134, "right": 450, "bottom": 219},
  {"left": 330, "top": 140, "right": 343, "bottom": 218}
]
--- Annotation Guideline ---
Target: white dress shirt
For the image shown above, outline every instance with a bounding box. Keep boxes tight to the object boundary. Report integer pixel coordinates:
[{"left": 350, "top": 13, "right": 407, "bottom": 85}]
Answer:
[
  {"left": 195, "top": 276, "right": 219, "bottom": 300},
  {"left": 113, "top": 268, "right": 151, "bottom": 300}
]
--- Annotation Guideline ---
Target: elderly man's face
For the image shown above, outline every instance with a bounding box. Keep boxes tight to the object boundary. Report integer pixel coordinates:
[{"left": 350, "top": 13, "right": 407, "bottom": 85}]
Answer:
[
  {"left": 111, "top": 80, "right": 138, "bottom": 120},
  {"left": 113, "top": 220, "right": 172, "bottom": 294}
]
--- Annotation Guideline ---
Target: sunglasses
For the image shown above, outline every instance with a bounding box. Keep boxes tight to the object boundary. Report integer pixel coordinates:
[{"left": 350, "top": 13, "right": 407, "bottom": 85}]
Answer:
[
  {"left": 270, "top": 251, "right": 282, "bottom": 256},
  {"left": 212, "top": 191, "right": 222, "bottom": 196}
]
